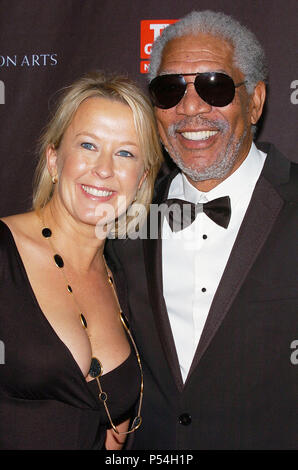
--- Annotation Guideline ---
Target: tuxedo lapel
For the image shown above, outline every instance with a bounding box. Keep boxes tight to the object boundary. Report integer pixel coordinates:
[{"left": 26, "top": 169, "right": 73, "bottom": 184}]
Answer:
[
  {"left": 143, "top": 168, "right": 184, "bottom": 391},
  {"left": 186, "top": 173, "right": 285, "bottom": 381}
]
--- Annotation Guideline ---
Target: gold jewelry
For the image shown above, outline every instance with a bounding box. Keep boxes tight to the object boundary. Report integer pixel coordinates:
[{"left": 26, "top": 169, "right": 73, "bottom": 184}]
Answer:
[
  {"left": 52, "top": 175, "right": 58, "bottom": 184},
  {"left": 40, "top": 219, "right": 143, "bottom": 435}
]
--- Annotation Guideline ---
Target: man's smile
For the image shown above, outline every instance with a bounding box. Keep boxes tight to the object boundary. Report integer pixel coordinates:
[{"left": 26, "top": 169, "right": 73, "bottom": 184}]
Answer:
[{"left": 180, "top": 130, "right": 219, "bottom": 141}]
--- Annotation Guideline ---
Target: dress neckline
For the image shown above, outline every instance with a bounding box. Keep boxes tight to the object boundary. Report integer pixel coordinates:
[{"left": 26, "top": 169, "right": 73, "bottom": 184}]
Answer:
[{"left": 0, "top": 219, "right": 132, "bottom": 390}]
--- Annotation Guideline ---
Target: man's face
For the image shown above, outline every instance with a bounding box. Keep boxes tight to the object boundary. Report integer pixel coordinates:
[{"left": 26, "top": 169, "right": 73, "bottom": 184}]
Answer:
[{"left": 154, "top": 33, "right": 264, "bottom": 190}]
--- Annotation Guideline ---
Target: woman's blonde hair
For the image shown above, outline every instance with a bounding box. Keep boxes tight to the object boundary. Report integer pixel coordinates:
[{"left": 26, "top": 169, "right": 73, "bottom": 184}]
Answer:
[{"left": 33, "top": 71, "right": 163, "bottom": 237}]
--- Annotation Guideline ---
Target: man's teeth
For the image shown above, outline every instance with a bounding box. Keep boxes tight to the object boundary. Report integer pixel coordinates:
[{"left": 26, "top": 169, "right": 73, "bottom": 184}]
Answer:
[
  {"left": 81, "top": 185, "right": 113, "bottom": 197},
  {"left": 181, "top": 130, "right": 218, "bottom": 141}
]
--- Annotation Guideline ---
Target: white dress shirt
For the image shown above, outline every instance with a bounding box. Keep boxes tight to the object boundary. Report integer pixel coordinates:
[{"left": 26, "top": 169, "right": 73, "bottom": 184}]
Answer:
[{"left": 162, "top": 142, "right": 267, "bottom": 382}]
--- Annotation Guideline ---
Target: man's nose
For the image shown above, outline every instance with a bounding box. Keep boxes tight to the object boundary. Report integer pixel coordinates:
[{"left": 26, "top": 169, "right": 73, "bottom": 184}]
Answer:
[
  {"left": 92, "top": 152, "right": 114, "bottom": 178},
  {"left": 176, "top": 82, "right": 212, "bottom": 116}
]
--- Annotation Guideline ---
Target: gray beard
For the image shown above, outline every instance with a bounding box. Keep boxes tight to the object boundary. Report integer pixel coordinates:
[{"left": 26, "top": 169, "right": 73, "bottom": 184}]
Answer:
[{"left": 165, "top": 117, "right": 247, "bottom": 182}]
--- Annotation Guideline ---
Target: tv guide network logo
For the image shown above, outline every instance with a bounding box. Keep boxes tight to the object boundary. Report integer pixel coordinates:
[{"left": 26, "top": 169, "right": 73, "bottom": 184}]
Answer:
[{"left": 140, "top": 20, "right": 178, "bottom": 74}]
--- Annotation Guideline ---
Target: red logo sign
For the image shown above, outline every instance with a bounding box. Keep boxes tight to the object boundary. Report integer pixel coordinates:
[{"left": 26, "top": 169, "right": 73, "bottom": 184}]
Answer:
[{"left": 140, "top": 20, "right": 178, "bottom": 74}]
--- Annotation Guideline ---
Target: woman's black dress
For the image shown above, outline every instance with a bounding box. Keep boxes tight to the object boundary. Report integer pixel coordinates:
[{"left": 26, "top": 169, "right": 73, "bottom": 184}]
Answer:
[{"left": 0, "top": 220, "right": 140, "bottom": 449}]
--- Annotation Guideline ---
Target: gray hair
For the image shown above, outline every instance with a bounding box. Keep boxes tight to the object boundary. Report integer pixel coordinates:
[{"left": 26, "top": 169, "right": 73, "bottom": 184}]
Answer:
[{"left": 149, "top": 10, "right": 268, "bottom": 94}]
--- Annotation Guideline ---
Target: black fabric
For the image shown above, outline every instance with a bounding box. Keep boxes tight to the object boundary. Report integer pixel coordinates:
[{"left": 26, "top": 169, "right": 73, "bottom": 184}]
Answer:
[
  {"left": 106, "top": 143, "right": 298, "bottom": 450},
  {"left": 0, "top": 220, "right": 140, "bottom": 450}
]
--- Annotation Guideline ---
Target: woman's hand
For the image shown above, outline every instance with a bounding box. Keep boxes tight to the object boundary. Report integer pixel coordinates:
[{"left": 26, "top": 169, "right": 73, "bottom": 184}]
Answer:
[{"left": 105, "top": 418, "right": 130, "bottom": 450}]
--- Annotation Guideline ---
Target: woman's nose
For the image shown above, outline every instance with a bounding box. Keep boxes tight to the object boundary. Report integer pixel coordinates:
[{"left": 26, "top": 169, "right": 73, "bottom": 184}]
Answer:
[{"left": 92, "top": 152, "right": 114, "bottom": 178}]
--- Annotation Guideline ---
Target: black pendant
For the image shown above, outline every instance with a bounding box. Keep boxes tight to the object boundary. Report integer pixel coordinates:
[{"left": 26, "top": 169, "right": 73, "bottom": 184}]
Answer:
[
  {"left": 89, "top": 357, "right": 103, "bottom": 378},
  {"left": 42, "top": 227, "right": 52, "bottom": 238},
  {"left": 80, "top": 313, "right": 87, "bottom": 329},
  {"left": 120, "top": 313, "right": 130, "bottom": 329},
  {"left": 67, "top": 285, "right": 72, "bottom": 293},
  {"left": 54, "top": 254, "right": 64, "bottom": 268}
]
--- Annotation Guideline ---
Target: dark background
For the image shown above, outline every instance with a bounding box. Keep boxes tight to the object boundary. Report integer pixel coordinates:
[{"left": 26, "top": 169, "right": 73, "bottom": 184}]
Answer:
[{"left": 0, "top": 0, "right": 297, "bottom": 216}]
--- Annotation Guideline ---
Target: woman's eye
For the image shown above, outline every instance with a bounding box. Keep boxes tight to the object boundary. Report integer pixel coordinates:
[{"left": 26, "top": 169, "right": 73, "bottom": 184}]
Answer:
[
  {"left": 81, "top": 142, "right": 95, "bottom": 150},
  {"left": 117, "top": 150, "right": 134, "bottom": 158}
]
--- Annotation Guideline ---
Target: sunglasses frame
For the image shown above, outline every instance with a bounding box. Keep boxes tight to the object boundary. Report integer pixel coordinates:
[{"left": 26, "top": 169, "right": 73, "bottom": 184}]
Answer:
[{"left": 149, "top": 72, "right": 246, "bottom": 109}]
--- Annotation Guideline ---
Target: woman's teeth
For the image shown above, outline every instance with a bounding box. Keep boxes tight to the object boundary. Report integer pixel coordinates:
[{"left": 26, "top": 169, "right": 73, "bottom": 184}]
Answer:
[
  {"left": 181, "top": 130, "right": 218, "bottom": 141},
  {"left": 81, "top": 185, "right": 113, "bottom": 197}
]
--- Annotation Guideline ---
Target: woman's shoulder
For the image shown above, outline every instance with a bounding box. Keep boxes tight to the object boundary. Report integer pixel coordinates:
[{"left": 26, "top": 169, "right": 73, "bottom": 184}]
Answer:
[
  {"left": 0, "top": 217, "right": 14, "bottom": 249},
  {"left": 0, "top": 217, "right": 15, "bottom": 281},
  {"left": 0, "top": 212, "right": 37, "bottom": 279},
  {"left": 1, "top": 212, "right": 39, "bottom": 238}
]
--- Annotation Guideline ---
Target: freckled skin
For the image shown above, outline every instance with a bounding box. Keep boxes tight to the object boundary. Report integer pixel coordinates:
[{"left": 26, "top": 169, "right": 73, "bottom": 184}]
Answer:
[{"left": 155, "top": 33, "right": 266, "bottom": 191}]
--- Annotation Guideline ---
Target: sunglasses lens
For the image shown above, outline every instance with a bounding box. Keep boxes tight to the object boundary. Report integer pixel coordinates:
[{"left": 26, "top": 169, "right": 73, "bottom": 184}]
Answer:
[
  {"left": 196, "top": 73, "right": 235, "bottom": 107},
  {"left": 149, "top": 75, "right": 186, "bottom": 109},
  {"left": 149, "top": 72, "right": 237, "bottom": 109}
]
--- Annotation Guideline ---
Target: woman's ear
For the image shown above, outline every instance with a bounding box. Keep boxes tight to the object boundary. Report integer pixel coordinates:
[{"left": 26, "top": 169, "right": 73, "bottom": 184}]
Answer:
[{"left": 46, "top": 144, "right": 58, "bottom": 180}]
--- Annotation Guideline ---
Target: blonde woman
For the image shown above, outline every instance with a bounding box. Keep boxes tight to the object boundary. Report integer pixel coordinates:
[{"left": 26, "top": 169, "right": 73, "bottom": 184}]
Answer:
[{"left": 0, "top": 72, "right": 162, "bottom": 450}]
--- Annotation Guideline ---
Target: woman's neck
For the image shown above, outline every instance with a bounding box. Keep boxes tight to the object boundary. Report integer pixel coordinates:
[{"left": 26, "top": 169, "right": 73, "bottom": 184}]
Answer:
[{"left": 39, "top": 199, "right": 106, "bottom": 274}]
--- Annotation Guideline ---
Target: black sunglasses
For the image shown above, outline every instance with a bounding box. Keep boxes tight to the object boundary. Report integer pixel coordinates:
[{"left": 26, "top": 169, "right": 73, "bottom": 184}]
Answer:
[{"left": 149, "top": 72, "right": 246, "bottom": 109}]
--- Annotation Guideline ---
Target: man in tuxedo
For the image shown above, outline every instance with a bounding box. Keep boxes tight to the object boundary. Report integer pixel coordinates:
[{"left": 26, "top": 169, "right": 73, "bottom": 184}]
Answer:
[{"left": 107, "top": 10, "right": 298, "bottom": 449}]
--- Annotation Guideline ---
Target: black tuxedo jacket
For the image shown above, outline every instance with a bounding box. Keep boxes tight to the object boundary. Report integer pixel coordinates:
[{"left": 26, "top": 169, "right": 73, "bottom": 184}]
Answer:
[{"left": 106, "top": 143, "right": 298, "bottom": 450}]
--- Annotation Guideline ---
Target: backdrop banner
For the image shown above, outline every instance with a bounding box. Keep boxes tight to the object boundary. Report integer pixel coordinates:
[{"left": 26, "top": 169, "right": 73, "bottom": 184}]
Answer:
[{"left": 0, "top": 0, "right": 297, "bottom": 216}]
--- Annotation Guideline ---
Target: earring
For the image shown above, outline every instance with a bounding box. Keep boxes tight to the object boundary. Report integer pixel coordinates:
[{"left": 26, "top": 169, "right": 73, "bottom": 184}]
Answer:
[{"left": 52, "top": 175, "right": 58, "bottom": 184}]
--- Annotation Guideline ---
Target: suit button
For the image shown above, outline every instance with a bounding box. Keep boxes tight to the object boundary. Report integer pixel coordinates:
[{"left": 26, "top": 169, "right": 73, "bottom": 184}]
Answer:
[{"left": 179, "top": 413, "right": 192, "bottom": 425}]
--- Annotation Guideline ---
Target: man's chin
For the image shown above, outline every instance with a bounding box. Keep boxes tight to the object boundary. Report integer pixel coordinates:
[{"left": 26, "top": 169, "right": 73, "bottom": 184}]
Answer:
[
  {"left": 171, "top": 151, "right": 236, "bottom": 183},
  {"left": 168, "top": 141, "right": 221, "bottom": 169}
]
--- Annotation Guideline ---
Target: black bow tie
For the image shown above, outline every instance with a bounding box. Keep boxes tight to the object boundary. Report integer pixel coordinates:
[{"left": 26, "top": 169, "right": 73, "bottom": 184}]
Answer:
[{"left": 164, "top": 196, "right": 231, "bottom": 232}]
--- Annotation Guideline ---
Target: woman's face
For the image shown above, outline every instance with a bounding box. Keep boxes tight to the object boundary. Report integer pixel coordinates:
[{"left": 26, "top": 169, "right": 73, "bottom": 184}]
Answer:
[{"left": 47, "top": 97, "right": 146, "bottom": 229}]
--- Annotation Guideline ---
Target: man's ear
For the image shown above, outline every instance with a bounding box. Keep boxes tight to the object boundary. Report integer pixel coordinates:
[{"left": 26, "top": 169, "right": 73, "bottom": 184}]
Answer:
[
  {"left": 46, "top": 144, "right": 58, "bottom": 179},
  {"left": 138, "top": 169, "right": 149, "bottom": 190},
  {"left": 250, "top": 81, "right": 266, "bottom": 125}
]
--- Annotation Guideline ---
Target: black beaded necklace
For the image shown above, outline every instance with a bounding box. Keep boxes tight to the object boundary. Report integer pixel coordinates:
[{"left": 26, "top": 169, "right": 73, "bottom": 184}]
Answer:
[{"left": 41, "top": 223, "right": 143, "bottom": 435}]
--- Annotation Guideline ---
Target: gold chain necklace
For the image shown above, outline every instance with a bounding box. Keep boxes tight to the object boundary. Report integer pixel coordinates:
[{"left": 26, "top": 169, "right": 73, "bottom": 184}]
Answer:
[{"left": 40, "top": 219, "right": 143, "bottom": 435}]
